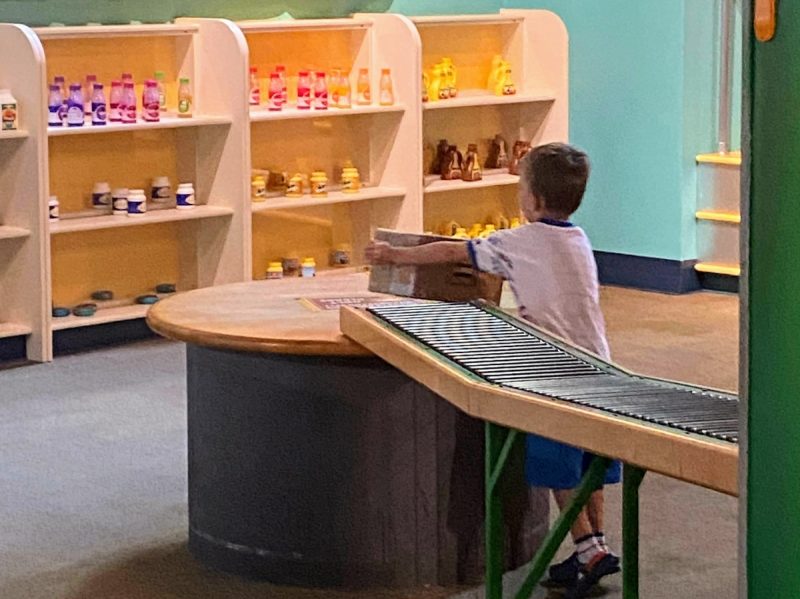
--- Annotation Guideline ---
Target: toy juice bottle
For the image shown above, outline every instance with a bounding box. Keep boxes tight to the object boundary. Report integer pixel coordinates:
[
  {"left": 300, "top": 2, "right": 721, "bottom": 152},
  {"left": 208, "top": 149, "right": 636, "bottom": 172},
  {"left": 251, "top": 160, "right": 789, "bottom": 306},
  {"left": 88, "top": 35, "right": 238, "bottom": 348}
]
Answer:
[
  {"left": 330, "top": 68, "right": 342, "bottom": 107},
  {"left": 251, "top": 175, "right": 267, "bottom": 201},
  {"left": 266, "top": 262, "right": 284, "bottom": 280},
  {"left": 339, "top": 71, "right": 352, "bottom": 108},
  {"left": 441, "top": 57, "right": 456, "bottom": 98},
  {"left": 499, "top": 63, "right": 516, "bottom": 96},
  {"left": 479, "top": 224, "right": 497, "bottom": 238},
  {"left": 297, "top": 70, "right": 312, "bottom": 110},
  {"left": 47, "top": 84, "right": 63, "bottom": 127},
  {"left": 487, "top": 55, "right": 504, "bottom": 90},
  {"left": 286, "top": 173, "right": 304, "bottom": 197},
  {"left": 66, "top": 84, "right": 84, "bottom": 127},
  {"left": 341, "top": 166, "right": 361, "bottom": 193},
  {"left": 422, "top": 71, "right": 430, "bottom": 103},
  {"left": 142, "top": 79, "right": 160, "bottom": 122},
  {"left": 314, "top": 71, "right": 328, "bottom": 110},
  {"left": 90, "top": 83, "right": 106, "bottom": 126},
  {"left": 108, "top": 80, "right": 122, "bottom": 122},
  {"left": 510, "top": 217, "right": 521, "bottom": 228},
  {"left": 310, "top": 171, "right": 328, "bottom": 196},
  {"left": 83, "top": 74, "right": 97, "bottom": 114},
  {"left": 275, "top": 65, "right": 287, "bottom": 105},
  {"left": 54, "top": 75, "right": 67, "bottom": 105},
  {"left": 462, "top": 144, "right": 482, "bottom": 182},
  {"left": 0, "top": 89, "right": 17, "bottom": 131},
  {"left": 468, "top": 223, "right": 483, "bottom": 238},
  {"left": 268, "top": 72, "right": 282, "bottom": 111},
  {"left": 177, "top": 77, "right": 192, "bottom": 118},
  {"left": 379, "top": 68, "right": 394, "bottom": 106},
  {"left": 453, "top": 227, "right": 470, "bottom": 239},
  {"left": 301, "top": 258, "right": 316, "bottom": 278},
  {"left": 429, "top": 65, "right": 444, "bottom": 102},
  {"left": 441, "top": 145, "right": 463, "bottom": 180},
  {"left": 356, "top": 68, "right": 370, "bottom": 105},
  {"left": 154, "top": 70, "right": 167, "bottom": 111},
  {"left": 121, "top": 81, "right": 137, "bottom": 123},
  {"left": 249, "top": 66, "right": 260, "bottom": 105}
]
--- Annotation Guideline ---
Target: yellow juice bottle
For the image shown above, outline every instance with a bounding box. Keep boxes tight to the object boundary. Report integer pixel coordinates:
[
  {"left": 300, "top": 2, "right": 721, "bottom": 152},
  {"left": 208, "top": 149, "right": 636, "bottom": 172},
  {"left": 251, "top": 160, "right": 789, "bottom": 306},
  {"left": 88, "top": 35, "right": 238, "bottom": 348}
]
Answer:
[
  {"left": 487, "top": 55, "right": 504, "bottom": 91},
  {"left": 429, "top": 65, "right": 443, "bottom": 103}
]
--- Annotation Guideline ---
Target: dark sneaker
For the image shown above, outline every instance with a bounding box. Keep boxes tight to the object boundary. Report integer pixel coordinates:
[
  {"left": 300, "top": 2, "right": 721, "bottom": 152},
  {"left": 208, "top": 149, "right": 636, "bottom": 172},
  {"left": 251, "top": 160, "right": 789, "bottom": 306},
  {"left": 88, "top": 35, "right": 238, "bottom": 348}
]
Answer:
[
  {"left": 542, "top": 552, "right": 580, "bottom": 588},
  {"left": 564, "top": 553, "right": 621, "bottom": 599}
]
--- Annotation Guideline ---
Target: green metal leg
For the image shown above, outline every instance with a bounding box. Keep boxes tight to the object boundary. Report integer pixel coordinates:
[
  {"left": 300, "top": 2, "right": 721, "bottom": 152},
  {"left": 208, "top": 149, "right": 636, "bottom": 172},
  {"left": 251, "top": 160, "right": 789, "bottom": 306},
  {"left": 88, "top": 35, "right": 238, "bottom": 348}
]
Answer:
[
  {"left": 485, "top": 422, "right": 519, "bottom": 599},
  {"left": 622, "top": 465, "right": 646, "bottom": 599},
  {"left": 513, "top": 455, "right": 612, "bottom": 599}
]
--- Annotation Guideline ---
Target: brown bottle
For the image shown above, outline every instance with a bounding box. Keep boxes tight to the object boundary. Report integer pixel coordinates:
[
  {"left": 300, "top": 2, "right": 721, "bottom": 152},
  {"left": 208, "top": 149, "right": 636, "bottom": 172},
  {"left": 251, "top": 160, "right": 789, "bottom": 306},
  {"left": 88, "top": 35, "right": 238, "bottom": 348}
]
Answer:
[
  {"left": 462, "top": 144, "right": 482, "bottom": 182},
  {"left": 509, "top": 140, "right": 531, "bottom": 175},
  {"left": 485, "top": 134, "right": 508, "bottom": 169},
  {"left": 441, "top": 145, "right": 463, "bottom": 180},
  {"left": 432, "top": 139, "right": 449, "bottom": 175}
]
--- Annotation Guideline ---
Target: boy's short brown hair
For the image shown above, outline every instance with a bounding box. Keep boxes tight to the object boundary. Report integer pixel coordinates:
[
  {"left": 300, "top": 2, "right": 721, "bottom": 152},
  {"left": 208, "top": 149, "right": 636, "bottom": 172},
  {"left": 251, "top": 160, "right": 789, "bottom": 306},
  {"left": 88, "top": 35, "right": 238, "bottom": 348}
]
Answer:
[{"left": 521, "top": 142, "right": 590, "bottom": 217}]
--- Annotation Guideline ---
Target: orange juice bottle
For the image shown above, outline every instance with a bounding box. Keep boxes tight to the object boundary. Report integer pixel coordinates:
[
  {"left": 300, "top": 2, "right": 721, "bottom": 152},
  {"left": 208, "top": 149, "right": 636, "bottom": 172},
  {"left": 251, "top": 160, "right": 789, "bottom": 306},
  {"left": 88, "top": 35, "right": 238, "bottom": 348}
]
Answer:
[
  {"left": 356, "top": 68, "right": 371, "bottom": 105},
  {"left": 379, "top": 68, "right": 394, "bottom": 106}
]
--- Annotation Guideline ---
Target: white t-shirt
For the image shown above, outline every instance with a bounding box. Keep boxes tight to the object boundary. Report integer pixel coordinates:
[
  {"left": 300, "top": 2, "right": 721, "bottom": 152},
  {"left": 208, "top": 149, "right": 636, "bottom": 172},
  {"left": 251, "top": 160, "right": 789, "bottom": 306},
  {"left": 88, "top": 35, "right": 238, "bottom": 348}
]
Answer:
[{"left": 468, "top": 221, "right": 610, "bottom": 359}]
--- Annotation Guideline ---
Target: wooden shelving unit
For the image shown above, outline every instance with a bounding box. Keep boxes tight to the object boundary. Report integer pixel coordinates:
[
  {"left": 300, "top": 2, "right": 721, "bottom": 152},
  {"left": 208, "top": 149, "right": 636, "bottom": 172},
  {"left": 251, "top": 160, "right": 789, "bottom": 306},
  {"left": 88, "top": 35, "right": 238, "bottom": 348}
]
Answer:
[
  {"left": 0, "top": 24, "right": 50, "bottom": 361},
  {"left": 0, "top": 11, "right": 566, "bottom": 361},
  {"left": 413, "top": 10, "right": 567, "bottom": 234},
  {"left": 241, "top": 14, "right": 421, "bottom": 278}
]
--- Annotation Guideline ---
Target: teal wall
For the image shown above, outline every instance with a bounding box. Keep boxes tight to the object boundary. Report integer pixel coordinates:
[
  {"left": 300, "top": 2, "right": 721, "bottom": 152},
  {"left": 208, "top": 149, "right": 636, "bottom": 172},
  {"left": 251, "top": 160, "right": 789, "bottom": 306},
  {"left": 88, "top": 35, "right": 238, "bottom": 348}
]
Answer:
[{"left": 0, "top": 0, "right": 736, "bottom": 262}]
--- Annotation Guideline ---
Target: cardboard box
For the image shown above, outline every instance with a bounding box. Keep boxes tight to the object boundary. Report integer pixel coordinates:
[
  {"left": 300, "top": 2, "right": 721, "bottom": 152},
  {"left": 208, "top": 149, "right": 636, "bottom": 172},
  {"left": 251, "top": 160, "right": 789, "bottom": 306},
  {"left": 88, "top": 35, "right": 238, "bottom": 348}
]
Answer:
[{"left": 368, "top": 229, "right": 503, "bottom": 303}]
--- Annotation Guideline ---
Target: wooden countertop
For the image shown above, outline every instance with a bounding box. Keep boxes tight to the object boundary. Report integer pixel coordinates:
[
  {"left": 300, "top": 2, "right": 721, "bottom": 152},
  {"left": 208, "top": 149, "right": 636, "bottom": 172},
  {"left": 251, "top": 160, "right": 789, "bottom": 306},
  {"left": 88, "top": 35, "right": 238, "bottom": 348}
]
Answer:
[{"left": 147, "top": 272, "right": 389, "bottom": 356}]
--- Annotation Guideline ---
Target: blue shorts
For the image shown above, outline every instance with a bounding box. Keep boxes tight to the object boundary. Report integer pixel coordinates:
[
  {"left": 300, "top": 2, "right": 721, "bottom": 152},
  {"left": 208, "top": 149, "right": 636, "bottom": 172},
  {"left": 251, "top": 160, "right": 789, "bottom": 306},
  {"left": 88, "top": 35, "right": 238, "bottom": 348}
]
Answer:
[{"left": 525, "top": 433, "right": 621, "bottom": 490}]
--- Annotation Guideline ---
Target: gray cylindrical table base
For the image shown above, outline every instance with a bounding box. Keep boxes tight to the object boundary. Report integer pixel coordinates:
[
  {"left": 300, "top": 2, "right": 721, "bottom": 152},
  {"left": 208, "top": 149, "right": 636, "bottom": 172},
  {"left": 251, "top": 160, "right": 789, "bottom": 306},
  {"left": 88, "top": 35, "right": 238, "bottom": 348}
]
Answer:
[{"left": 186, "top": 345, "right": 548, "bottom": 589}]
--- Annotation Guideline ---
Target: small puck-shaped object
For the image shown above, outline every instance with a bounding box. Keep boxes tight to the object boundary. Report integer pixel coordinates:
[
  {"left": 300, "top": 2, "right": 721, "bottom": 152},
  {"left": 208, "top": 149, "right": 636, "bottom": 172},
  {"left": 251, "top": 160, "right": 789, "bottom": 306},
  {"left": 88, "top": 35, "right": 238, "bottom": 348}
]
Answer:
[
  {"left": 154, "top": 283, "right": 176, "bottom": 294},
  {"left": 135, "top": 294, "right": 160, "bottom": 305},
  {"left": 72, "top": 303, "right": 97, "bottom": 317},
  {"left": 52, "top": 306, "right": 71, "bottom": 318},
  {"left": 91, "top": 290, "right": 114, "bottom": 301}
]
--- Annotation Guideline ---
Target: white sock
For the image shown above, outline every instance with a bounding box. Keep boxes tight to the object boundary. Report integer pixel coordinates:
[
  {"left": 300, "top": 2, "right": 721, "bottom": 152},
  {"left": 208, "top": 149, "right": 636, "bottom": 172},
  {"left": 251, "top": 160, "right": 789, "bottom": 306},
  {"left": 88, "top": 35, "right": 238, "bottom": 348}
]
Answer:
[{"left": 575, "top": 534, "right": 604, "bottom": 565}]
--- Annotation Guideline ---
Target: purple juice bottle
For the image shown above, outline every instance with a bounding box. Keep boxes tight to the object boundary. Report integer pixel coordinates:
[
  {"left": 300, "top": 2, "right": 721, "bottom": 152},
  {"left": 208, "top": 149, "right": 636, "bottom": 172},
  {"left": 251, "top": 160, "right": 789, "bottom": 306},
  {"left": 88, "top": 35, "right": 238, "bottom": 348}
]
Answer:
[
  {"left": 47, "top": 84, "right": 63, "bottom": 127},
  {"left": 91, "top": 83, "right": 106, "bottom": 126},
  {"left": 108, "top": 80, "right": 122, "bottom": 122},
  {"left": 66, "top": 83, "right": 84, "bottom": 127}
]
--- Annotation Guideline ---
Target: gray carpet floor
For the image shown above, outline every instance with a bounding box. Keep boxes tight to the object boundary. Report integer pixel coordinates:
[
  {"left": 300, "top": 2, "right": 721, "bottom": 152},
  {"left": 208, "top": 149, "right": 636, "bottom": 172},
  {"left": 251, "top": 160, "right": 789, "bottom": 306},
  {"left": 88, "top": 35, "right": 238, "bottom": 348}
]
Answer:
[{"left": 0, "top": 287, "right": 739, "bottom": 598}]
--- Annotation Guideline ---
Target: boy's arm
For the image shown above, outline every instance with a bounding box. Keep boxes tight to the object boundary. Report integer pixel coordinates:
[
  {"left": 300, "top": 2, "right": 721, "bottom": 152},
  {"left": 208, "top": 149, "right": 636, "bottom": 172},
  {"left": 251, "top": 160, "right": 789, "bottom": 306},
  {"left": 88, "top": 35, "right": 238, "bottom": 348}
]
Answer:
[{"left": 365, "top": 240, "right": 469, "bottom": 266}]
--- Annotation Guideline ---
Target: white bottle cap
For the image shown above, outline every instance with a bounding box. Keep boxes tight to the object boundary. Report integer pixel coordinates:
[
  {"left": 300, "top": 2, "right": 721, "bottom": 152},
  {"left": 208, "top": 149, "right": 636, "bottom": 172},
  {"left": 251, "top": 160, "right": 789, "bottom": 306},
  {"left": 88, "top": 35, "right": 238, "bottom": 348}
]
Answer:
[
  {"left": 128, "top": 188, "right": 146, "bottom": 196},
  {"left": 48, "top": 195, "right": 59, "bottom": 204},
  {"left": 93, "top": 182, "right": 111, "bottom": 193},
  {"left": 152, "top": 176, "right": 170, "bottom": 187},
  {"left": 178, "top": 182, "right": 194, "bottom": 189}
]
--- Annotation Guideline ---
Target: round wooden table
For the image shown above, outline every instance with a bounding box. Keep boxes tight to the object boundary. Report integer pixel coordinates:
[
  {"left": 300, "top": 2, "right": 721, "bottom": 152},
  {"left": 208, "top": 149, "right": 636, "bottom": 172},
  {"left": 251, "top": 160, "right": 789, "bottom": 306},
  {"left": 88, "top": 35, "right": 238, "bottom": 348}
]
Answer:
[{"left": 147, "top": 273, "right": 544, "bottom": 589}]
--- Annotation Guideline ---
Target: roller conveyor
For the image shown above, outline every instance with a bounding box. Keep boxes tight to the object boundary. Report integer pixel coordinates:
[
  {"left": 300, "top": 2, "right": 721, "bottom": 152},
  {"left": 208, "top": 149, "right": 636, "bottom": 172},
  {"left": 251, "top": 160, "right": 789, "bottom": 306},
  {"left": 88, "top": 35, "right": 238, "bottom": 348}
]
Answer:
[{"left": 367, "top": 301, "right": 739, "bottom": 444}]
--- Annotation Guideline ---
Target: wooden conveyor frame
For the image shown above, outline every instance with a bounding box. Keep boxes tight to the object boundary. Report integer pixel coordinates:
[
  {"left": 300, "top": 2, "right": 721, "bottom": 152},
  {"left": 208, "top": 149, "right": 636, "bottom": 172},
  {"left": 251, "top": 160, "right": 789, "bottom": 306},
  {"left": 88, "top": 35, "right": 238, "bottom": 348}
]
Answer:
[{"left": 340, "top": 306, "right": 739, "bottom": 599}]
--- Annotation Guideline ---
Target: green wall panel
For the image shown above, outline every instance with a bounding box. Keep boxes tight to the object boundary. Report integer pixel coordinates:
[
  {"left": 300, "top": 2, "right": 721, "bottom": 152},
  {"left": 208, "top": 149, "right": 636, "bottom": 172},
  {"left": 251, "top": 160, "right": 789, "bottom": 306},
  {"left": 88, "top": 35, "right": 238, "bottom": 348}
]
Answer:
[{"left": 749, "top": 3, "right": 800, "bottom": 595}]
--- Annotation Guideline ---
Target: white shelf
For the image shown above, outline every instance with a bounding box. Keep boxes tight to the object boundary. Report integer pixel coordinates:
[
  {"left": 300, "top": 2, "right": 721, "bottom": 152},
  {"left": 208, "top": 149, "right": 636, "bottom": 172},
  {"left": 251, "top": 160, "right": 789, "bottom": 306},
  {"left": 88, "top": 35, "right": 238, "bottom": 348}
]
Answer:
[
  {"left": 250, "top": 103, "right": 405, "bottom": 122},
  {"left": 48, "top": 114, "right": 231, "bottom": 137},
  {"left": 0, "top": 321, "right": 32, "bottom": 338},
  {"left": 424, "top": 91, "right": 555, "bottom": 111},
  {"left": 237, "top": 18, "right": 372, "bottom": 33},
  {"left": 0, "top": 225, "right": 31, "bottom": 240},
  {"left": 252, "top": 187, "right": 406, "bottom": 212},
  {"left": 34, "top": 23, "right": 198, "bottom": 40},
  {"left": 0, "top": 130, "right": 28, "bottom": 140},
  {"left": 50, "top": 205, "right": 234, "bottom": 234},
  {"left": 51, "top": 304, "right": 149, "bottom": 331},
  {"left": 424, "top": 171, "right": 519, "bottom": 195},
  {"left": 411, "top": 15, "right": 523, "bottom": 27}
]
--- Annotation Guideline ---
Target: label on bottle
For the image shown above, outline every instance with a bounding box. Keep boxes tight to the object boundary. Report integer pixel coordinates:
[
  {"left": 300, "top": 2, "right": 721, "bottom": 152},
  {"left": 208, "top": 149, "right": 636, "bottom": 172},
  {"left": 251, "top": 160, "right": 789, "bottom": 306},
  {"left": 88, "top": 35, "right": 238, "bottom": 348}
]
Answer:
[
  {"left": 127, "top": 198, "right": 146, "bottom": 215},
  {"left": 92, "top": 192, "right": 112, "bottom": 209},
  {"left": 358, "top": 89, "right": 370, "bottom": 104},
  {"left": 66, "top": 104, "right": 84, "bottom": 127},
  {"left": 312, "top": 181, "right": 327, "bottom": 195},
  {"left": 268, "top": 89, "right": 282, "bottom": 111},
  {"left": 48, "top": 104, "right": 62, "bottom": 126},
  {"left": 122, "top": 103, "right": 136, "bottom": 123},
  {"left": 178, "top": 99, "right": 191, "bottom": 115},
  {"left": 143, "top": 102, "right": 160, "bottom": 122},
  {"left": 151, "top": 185, "right": 171, "bottom": 203},
  {"left": 314, "top": 91, "right": 328, "bottom": 110},
  {"left": 112, "top": 197, "right": 128, "bottom": 214},
  {"left": 297, "top": 86, "right": 311, "bottom": 110},
  {"left": 176, "top": 190, "right": 195, "bottom": 208},
  {"left": 109, "top": 102, "right": 121, "bottom": 122},
  {"left": 158, "top": 92, "right": 166, "bottom": 111},
  {"left": 1, "top": 103, "right": 16, "bottom": 130},
  {"left": 380, "top": 90, "right": 393, "bottom": 105},
  {"left": 49, "top": 204, "right": 59, "bottom": 220},
  {"left": 250, "top": 86, "right": 260, "bottom": 106},
  {"left": 91, "top": 102, "right": 107, "bottom": 126}
]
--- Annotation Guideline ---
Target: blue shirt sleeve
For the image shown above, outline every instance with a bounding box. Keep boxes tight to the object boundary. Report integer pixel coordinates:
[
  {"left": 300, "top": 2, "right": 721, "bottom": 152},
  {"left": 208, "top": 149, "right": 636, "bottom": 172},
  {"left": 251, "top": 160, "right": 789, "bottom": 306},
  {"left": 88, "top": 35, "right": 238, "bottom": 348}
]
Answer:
[{"left": 468, "top": 233, "right": 512, "bottom": 278}]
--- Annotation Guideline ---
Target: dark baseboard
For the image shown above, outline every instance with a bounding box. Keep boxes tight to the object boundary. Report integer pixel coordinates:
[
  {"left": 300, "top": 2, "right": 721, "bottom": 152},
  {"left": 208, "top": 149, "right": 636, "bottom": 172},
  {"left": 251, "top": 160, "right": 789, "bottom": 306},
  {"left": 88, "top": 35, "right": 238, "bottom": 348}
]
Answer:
[
  {"left": 0, "top": 335, "right": 27, "bottom": 363},
  {"left": 697, "top": 272, "right": 740, "bottom": 293},
  {"left": 594, "top": 251, "right": 701, "bottom": 294},
  {"left": 53, "top": 318, "right": 157, "bottom": 356}
]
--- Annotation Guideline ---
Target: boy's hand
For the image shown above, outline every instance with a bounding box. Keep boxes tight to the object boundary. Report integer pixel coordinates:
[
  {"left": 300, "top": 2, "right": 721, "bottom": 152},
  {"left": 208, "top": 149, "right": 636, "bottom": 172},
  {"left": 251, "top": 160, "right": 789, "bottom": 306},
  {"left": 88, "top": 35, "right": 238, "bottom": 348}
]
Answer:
[{"left": 365, "top": 240, "right": 396, "bottom": 265}]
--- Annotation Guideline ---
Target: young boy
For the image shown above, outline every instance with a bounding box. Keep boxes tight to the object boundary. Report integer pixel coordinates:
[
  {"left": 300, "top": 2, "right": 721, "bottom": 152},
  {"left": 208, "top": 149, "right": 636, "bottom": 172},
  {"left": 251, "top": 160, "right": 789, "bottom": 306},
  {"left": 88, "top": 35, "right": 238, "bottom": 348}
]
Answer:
[{"left": 365, "top": 142, "right": 621, "bottom": 598}]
